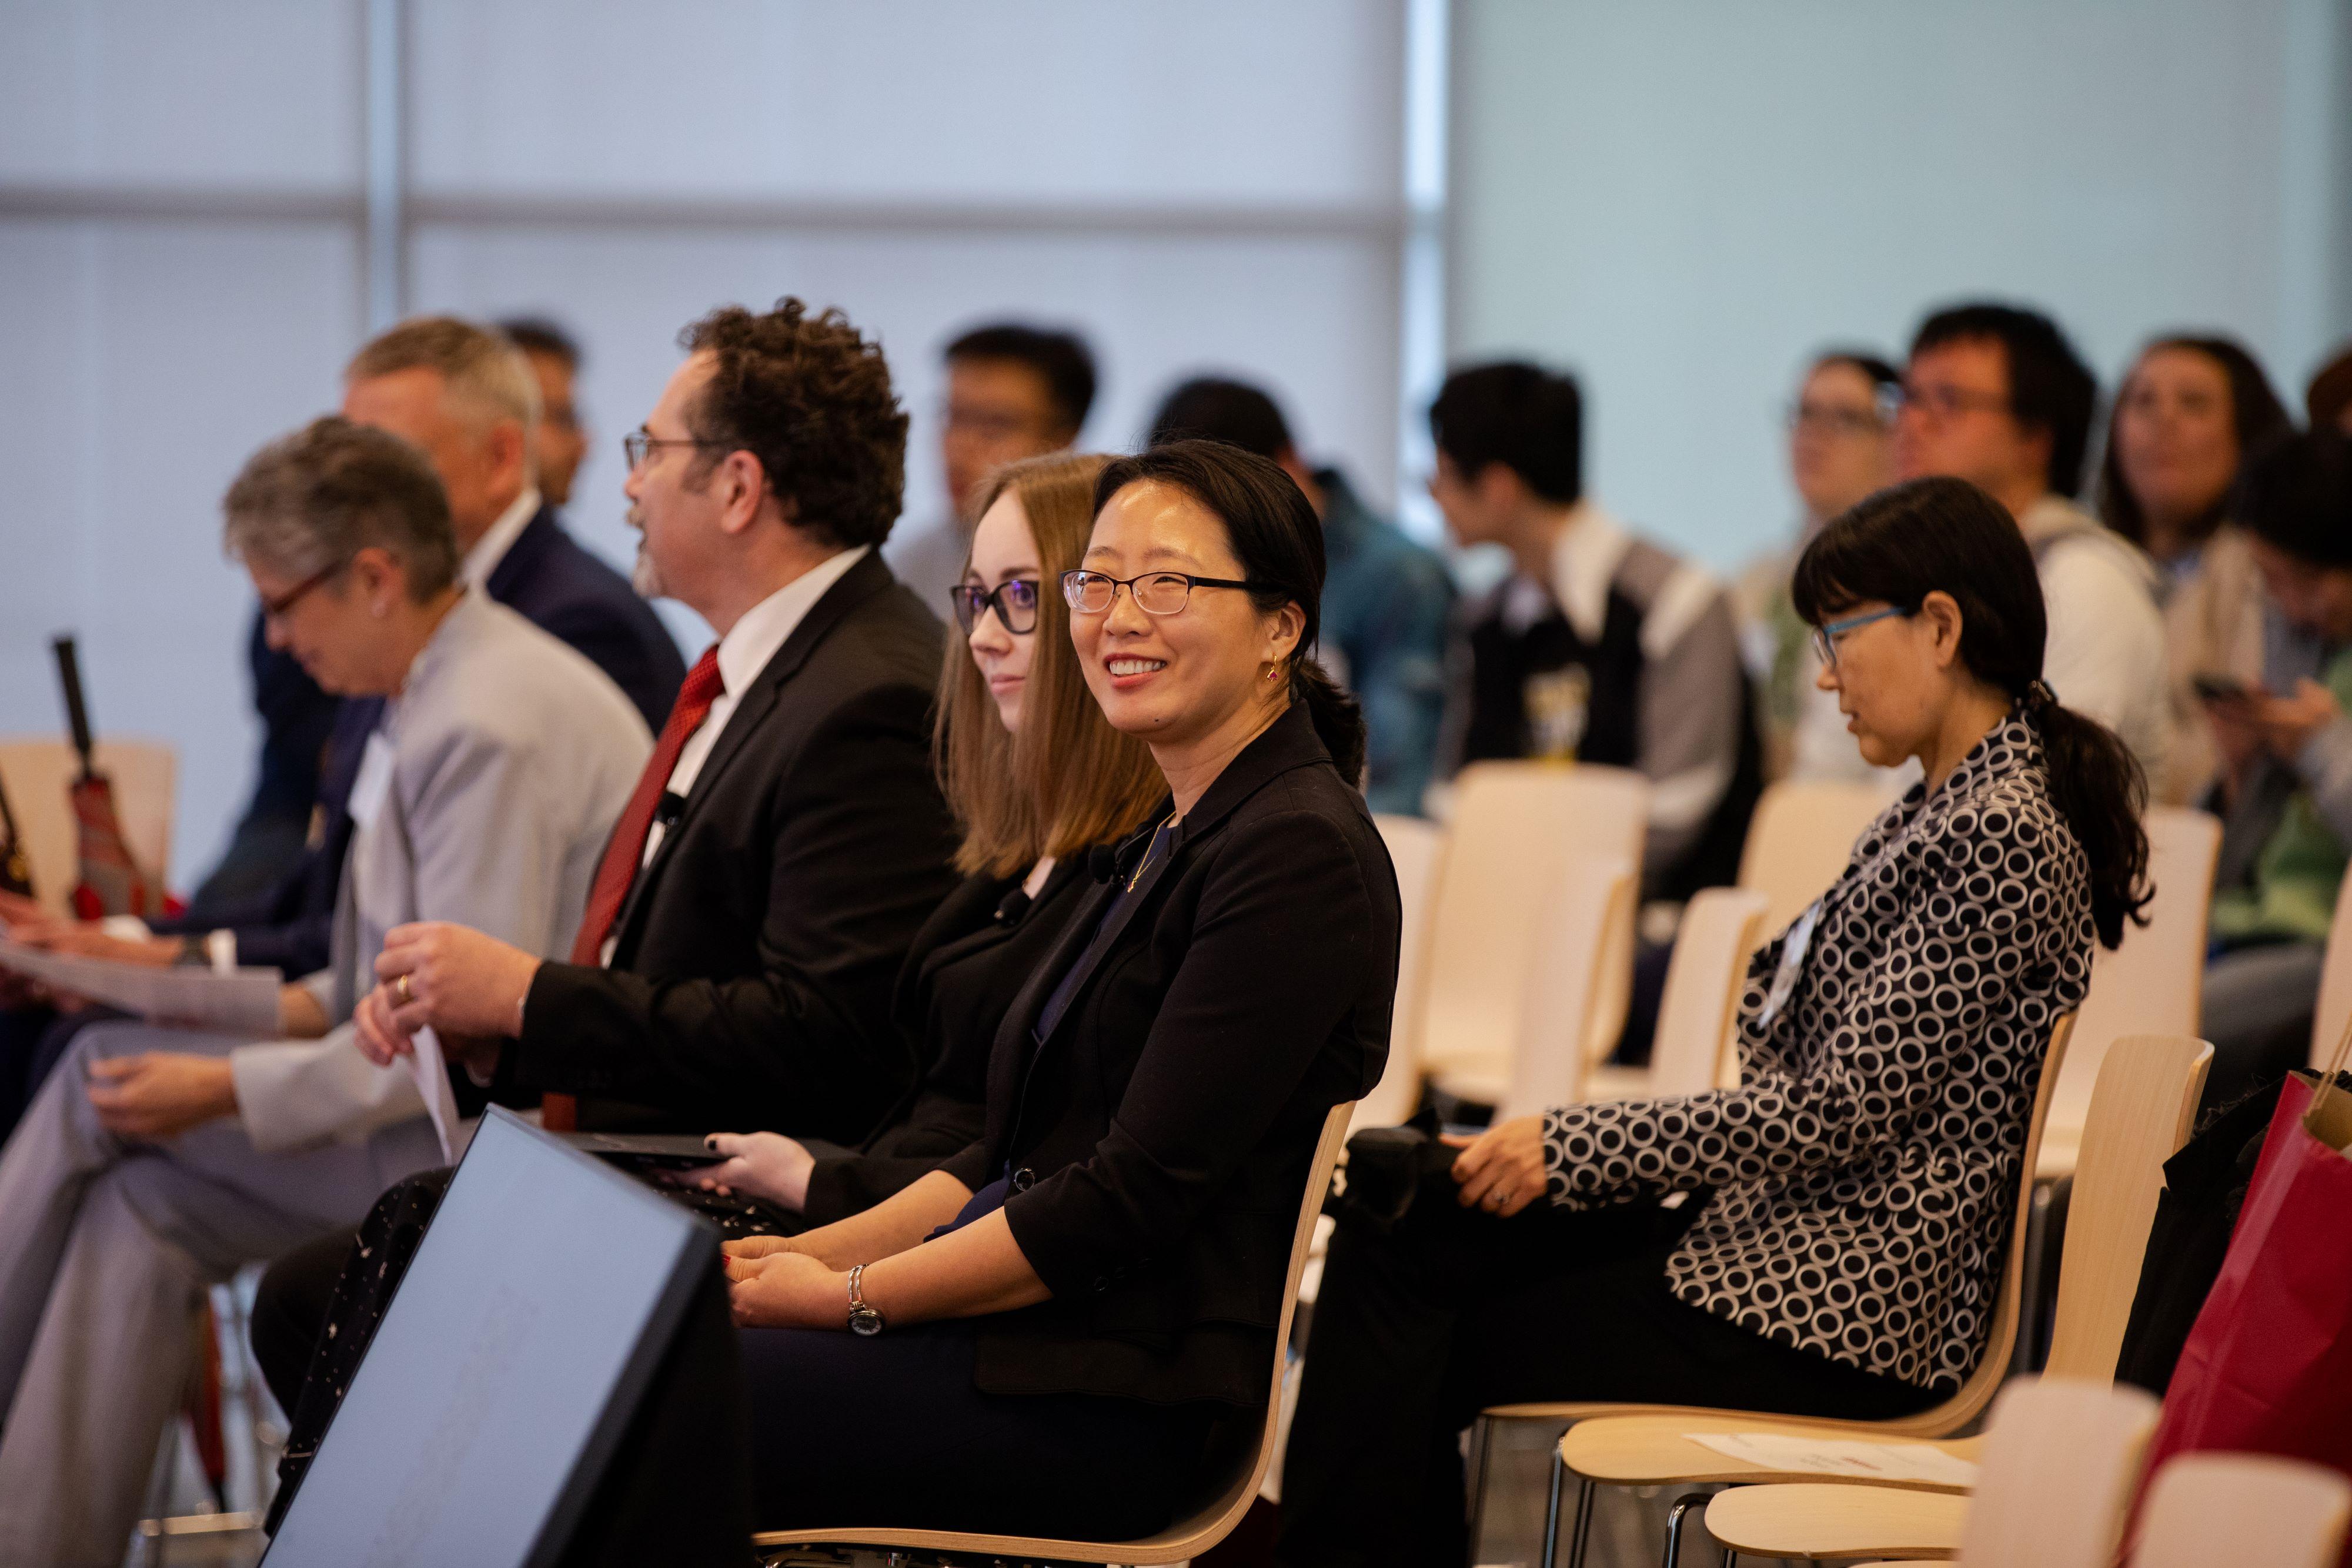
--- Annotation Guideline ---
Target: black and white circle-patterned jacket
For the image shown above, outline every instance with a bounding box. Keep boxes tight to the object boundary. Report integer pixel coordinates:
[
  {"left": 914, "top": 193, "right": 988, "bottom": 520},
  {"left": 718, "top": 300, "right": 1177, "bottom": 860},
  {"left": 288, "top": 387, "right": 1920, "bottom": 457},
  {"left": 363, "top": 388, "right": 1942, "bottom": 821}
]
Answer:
[{"left": 1542, "top": 712, "right": 2095, "bottom": 1392}]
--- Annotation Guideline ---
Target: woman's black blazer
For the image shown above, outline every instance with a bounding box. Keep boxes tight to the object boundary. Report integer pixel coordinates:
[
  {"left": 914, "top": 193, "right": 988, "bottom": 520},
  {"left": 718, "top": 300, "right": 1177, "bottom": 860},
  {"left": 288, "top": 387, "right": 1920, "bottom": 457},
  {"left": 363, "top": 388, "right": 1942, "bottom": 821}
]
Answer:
[{"left": 941, "top": 701, "right": 1400, "bottom": 1407}]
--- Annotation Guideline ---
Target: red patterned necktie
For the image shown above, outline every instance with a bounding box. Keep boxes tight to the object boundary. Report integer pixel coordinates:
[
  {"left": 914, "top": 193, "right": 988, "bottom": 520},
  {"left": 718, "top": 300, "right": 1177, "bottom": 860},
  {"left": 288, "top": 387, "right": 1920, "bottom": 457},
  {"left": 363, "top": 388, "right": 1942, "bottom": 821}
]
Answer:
[{"left": 542, "top": 646, "right": 721, "bottom": 1131}]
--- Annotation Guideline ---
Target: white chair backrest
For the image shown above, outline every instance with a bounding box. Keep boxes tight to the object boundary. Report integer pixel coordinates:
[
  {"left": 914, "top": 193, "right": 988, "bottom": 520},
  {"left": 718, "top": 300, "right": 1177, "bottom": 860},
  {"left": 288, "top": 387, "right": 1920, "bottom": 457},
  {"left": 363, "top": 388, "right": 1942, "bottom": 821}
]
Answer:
[
  {"left": 2043, "top": 1034, "right": 2212, "bottom": 1382},
  {"left": 1416, "top": 762, "right": 1647, "bottom": 1083},
  {"left": 1648, "top": 886, "right": 1769, "bottom": 1097},
  {"left": 2311, "top": 870, "right": 2352, "bottom": 1070},
  {"left": 0, "top": 737, "right": 178, "bottom": 915},
  {"left": 1736, "top": 778, "right": 1889, "bottom": 936},
  {"left": 2043, "top": 807, "right": 2220, "bottom": 1174},
  {"left": 1358, "top": 815, "right": 1445, "bottom": 1130},
  {"left": 1953, "top": 1378, "right": 2160, "bottom": 1568},
  {"left": 1497, "top": 854, "right": 1638, "bottom": 1122},
  {"left": 2133, "top": 1453, "right": 2352, "bottom": 1568}
]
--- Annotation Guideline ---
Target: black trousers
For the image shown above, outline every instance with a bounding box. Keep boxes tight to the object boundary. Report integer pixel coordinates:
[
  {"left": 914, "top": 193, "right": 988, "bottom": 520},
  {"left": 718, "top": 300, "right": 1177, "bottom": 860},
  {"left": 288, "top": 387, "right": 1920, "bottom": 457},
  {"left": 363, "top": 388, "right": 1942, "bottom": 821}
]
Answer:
[{"left": 1275, "top": 1175, "right": 1937, "bottom": 1568}]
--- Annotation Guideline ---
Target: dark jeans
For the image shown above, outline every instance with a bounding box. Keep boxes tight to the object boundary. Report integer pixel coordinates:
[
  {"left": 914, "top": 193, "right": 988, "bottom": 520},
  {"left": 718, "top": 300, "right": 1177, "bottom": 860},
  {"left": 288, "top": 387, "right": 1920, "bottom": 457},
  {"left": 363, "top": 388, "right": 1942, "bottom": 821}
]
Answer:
[{"left": 1275, "top": 1175, "right": 1937, "bottom": 1568}]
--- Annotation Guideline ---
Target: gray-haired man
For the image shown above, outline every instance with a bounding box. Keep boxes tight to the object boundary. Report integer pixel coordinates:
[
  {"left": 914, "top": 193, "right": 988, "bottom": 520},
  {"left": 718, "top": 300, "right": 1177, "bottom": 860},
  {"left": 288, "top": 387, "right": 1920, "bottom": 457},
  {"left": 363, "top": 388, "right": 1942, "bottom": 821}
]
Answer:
[{"left": 0, "top": 418, "right": 649, "bottom": 1567}]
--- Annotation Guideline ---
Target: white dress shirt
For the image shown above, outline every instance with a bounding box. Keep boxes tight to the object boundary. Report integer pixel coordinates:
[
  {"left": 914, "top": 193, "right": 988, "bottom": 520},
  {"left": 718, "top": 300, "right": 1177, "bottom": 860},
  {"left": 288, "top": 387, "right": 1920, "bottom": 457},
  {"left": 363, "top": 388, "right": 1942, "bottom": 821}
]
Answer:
[
  {"left": 598, "top": 544, "right": 870, "bottom": 964},
  {"left": 460, "top": 486, "right": 542, "bottom": 589}
]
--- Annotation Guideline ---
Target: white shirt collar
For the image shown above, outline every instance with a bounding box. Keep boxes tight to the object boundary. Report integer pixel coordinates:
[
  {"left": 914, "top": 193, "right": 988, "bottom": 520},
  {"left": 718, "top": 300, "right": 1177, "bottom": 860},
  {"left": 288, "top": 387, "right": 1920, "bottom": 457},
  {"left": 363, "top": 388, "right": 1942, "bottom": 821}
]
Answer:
[
  {"left": 713, "top": 545, "right": 870, "bottom": 697},
  {"left": 460, "top": 486, "right": 542, "bottom": 589},
  {"left": 1499, "top": 499, "right": 1633, "bottom": 641}
]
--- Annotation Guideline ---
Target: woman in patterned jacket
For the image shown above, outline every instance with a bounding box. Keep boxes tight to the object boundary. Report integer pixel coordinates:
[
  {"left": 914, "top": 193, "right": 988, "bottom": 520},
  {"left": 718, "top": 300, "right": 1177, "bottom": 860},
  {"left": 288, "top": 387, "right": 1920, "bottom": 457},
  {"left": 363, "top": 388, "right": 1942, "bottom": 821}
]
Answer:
[{"left": 1278, "top": 475, "right": 2151, "bottom": 1568}]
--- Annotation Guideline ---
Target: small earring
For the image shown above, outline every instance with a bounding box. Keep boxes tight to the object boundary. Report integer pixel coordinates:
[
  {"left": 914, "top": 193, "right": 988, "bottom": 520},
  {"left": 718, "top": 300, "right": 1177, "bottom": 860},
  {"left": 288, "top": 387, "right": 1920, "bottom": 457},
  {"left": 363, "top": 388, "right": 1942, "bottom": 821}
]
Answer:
[{"left": 1264, "top": 664, "right": 1279, "bottom": 681}]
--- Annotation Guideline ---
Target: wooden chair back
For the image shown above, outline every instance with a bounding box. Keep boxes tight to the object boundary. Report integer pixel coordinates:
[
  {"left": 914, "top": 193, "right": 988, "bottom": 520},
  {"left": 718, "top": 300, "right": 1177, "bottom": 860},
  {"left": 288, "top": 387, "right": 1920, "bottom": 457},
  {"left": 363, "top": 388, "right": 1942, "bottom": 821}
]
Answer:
[
  {"left": 0, "top": 736, "right": 178, "bottom": 915},
  {"left": 2041, "top": 807, "right": 2220, "bottom": 1176},
  {"left": 1357, "top": 814, "right": 1445, "bottom": 1130},
  {"left": 753, "top": 1099, "right": 1358, "bottom": 1566},
  {"left": 1952, "top": 1378, "right": 2159, "bottom": 1568},
  {"left": 1416, "top": 762, "right": 1647, "bottom": 1085},
  {"left": 2133, "top": 1454, "right": 2352, "bottom": 1568},
  {"left": 1736, "top": 778, "right": 1889, "bottom": 935},
  {"left": 1648, "top": 886, "right": 1769, "bottom": 1096},
  {"left": 2042, "top": 1034, "right": 2211, "bottom": 1382}
]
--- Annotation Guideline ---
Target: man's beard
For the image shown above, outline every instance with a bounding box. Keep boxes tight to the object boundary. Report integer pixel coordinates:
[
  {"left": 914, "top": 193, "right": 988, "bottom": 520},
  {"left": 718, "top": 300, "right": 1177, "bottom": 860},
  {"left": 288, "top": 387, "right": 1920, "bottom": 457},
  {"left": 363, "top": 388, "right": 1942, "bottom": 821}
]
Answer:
[{"left": 626, "top": 508, "right": 667, "bottom": 599}]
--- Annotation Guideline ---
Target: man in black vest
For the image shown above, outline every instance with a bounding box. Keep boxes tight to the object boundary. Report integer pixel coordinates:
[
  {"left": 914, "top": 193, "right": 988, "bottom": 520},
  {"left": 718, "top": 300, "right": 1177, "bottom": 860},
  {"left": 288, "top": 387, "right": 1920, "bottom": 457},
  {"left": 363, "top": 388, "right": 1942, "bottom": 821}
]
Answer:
[{"left": 1428, "top": 360, "right": 1760, "bottom": 902}]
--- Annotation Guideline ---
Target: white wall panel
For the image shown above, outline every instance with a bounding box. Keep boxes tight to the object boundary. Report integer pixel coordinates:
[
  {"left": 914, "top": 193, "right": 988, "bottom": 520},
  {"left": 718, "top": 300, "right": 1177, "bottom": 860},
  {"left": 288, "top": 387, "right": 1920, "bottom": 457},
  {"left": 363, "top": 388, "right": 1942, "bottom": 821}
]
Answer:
[
  {"left": 0, "top": 221, "right": 361, "bottom": 882},
  {"left": 410, "top": 0, "right": 1404, "bottom": 207},
  {"left": 0, "top": 0, "right": 360, "bottom": 188}
]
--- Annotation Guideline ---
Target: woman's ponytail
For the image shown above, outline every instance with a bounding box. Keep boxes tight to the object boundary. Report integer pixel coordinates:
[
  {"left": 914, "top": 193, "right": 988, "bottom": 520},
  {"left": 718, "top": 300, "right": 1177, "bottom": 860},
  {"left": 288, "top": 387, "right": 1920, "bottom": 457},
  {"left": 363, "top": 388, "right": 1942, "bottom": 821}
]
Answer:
[
  {"left": 2019, "top": 680, "right": 2151, "bottom": 950},
  {"left": 1291, "top": 654, "right": 1367, "bottom": 790}
]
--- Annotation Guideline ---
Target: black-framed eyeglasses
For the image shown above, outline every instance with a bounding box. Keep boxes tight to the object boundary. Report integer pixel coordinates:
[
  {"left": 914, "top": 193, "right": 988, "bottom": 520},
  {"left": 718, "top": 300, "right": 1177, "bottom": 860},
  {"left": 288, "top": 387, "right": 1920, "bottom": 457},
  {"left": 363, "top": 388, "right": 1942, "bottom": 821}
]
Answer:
[
  {"left": 1896, "top": 382, "right": 2011, "bottom": 422},
  {"left": 950, "top": 578, "right": 1042, "bottom": 636},
  {"left": 1811, "top": 604, "right": 1910, "bottom": 669},
  {"left": 622, "top": 429, "right": 730, "bottom": 470},
  {"left": 1786, "top": 400, "right": 1893, "bottom": 437},
  {"left": 1060, "top": 569, "right": 1267, "bottom": 617},
  {"left": 259, "top": 558, "right": 349, "bottom": 621}
]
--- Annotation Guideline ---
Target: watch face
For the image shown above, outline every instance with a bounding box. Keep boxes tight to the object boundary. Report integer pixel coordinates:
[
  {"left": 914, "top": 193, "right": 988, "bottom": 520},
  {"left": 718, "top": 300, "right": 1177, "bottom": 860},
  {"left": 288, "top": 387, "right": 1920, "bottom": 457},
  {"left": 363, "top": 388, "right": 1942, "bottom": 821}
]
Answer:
[{"left": 849, "top": 1308, "right": 884, "bottom": 1338}]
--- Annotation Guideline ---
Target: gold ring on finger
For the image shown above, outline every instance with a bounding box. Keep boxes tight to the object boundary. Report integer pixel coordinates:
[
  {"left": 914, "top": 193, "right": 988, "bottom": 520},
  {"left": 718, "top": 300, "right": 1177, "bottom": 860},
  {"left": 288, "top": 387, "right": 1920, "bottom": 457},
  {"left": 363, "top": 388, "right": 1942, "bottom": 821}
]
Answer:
[{"left": 396, "top": 974, "right": 413, "bottom": 1005}]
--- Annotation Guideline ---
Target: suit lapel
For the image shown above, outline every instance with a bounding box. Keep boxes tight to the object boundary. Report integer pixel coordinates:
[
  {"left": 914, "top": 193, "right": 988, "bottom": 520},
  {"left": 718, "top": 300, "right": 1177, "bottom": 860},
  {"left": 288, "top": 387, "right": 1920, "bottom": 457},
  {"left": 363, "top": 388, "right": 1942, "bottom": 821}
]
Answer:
[
  {"left": 483, "top": 506, "right": 554, "bottom": 604},
  {"left": 605, "top": 550, "right": 895, "bottom": 960}
]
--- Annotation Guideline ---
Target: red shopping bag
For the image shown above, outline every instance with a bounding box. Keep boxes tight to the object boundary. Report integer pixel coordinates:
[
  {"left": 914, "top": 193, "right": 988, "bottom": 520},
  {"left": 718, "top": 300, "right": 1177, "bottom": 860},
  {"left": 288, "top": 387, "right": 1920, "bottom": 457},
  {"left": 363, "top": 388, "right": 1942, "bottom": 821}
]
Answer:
[{"left": 2125, "top": 1045, "right": 2352, "bottom": 1562}]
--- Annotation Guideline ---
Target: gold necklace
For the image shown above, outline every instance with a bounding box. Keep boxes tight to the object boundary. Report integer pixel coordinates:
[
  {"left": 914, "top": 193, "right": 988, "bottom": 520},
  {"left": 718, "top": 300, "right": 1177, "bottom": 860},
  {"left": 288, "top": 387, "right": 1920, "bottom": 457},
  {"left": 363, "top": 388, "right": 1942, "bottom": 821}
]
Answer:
[{"left": 1127, "top": 813, "right": 1178, "bottom": 892}]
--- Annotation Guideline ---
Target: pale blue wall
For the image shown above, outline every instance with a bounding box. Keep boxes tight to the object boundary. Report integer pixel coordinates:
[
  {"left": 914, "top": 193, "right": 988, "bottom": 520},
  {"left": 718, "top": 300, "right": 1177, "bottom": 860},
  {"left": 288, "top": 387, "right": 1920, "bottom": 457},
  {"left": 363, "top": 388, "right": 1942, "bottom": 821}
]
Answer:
[{"left": 1448, "top": 0, "right": 2352, "bottom": 572}]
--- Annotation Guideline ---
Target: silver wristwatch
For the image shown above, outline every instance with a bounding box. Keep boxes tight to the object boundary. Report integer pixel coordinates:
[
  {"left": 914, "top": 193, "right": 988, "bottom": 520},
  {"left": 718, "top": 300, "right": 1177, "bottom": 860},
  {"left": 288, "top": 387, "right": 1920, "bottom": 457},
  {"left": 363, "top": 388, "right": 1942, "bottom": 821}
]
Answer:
[{"left": 846, "top": 1263, "right": 885, "bottom": 1337}]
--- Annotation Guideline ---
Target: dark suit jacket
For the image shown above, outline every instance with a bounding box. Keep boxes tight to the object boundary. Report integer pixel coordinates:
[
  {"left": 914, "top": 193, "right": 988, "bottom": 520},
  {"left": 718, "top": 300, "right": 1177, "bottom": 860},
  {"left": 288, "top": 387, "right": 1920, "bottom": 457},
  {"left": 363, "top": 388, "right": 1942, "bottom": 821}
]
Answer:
[
  {"left": 485, "top": 506, "right": 687, "bottom": 732},
  {"left": 155, "top": 697, "right": 381, "bottom": 975},
  {"left": 507, "top": 551, "right": 961, "bottom": 1144},
  {"left": 801, "top": 856, "right": 1097, "bottom": 1226},
  {"left": 941, "top": 702, "right": 1399, "bottom": 1407}
]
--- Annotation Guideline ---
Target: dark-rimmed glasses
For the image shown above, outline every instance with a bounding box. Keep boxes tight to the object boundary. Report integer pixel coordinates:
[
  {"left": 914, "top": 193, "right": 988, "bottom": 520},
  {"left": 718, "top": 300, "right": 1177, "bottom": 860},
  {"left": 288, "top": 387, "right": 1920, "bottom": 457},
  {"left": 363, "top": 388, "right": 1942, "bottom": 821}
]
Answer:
[
  {"left": 259, "top": 559, "right": 349, "bottom": 621},
  {"left": 622, "top": 429, "right": 730, "bottom": 470},
  {"left": 1061, "top": 570, "right": 1265, "bottom": 617},
  {"left": 949, "top": 578, "right": 1042, "bottom": 636},
  {"left": 1812, "top": 605, "right": 1910, "bottom": 669}
]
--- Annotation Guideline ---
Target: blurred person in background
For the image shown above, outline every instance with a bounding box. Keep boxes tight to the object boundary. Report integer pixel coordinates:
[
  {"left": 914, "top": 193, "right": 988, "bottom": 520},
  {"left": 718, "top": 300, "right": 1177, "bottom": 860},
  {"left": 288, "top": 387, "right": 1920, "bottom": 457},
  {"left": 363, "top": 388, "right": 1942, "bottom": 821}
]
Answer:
[
  {"left": 0, "top": 417, "right": 649, "bottom": 1568},
  {"left": 886, "top": 322, "right": 1097, "bottom": 616},
  {"left": 1148, "top": 375, "right": 1454, "bottom": 814},
  {"left": 2307, "top": 342, "right": 2352, "bottom": 437},
  {"left": 1896, "top": 301, "right": 2173, "bottom": 784},
  {"left": 345, "top": 315, "right": 685, "bottom": 732},
  {"left": 2198, "top": 430, "right": 2352, "bottom": 1109},
  {"left": 1733, "top": 350, "right": 1901, "bottom": 783},
  {"left": 2096, "top": 334, "right": 2296, "bottom": 803},
  {"left": 499, "top": 316, "right": 592, "bottom": 509},
  {"left": 1428, "top": 361, "right": 1759, "bottom": 902}
]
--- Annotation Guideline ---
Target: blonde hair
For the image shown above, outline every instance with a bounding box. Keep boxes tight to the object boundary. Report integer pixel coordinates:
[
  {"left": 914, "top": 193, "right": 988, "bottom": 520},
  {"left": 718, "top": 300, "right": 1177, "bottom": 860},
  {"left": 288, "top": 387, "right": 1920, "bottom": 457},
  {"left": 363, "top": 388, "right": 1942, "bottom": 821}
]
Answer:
[
  {"left": 345, "top": 315, "right": 541, "bottom": 460},
  {"left": 936, "top": 453, "right": 1166, "bottom": 877}
]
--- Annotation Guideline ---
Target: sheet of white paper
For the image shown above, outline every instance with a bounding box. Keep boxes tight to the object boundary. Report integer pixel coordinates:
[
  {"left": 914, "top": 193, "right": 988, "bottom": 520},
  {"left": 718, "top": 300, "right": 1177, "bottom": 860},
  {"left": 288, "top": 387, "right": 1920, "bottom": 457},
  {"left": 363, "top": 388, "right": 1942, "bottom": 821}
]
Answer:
[
  {"left": 0, "top": 937, "right": 283, "bottom": 1036},
  {"left": 1684, "top": 1432, "right": 1981, "bottom": 1487},
  {"left": 407, "top": 1026, "right": 462, "bottom": 1164}
]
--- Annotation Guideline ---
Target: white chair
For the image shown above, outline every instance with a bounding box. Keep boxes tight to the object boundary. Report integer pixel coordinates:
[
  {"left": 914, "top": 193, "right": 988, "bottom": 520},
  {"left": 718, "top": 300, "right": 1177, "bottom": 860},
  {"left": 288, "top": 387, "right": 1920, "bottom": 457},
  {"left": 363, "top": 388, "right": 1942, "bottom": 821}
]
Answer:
[
  {"left": 0, "top": 737, "right": 178, "bottom": 915},
  {"left": 1427, "top": 854, "right": 1639, "bottom": 1119},
  {"left": 1736, "top": 779, "right": 1890, "bottom": 937},
  {"left": 1584, "top": 885, "right": 1769, "bottom": 1102},
  {"left": 753, "top": 1101, "right": 1358, "bottom": 1567},
  {"left": 1357, "top": 814, "right": 1445, "bottom": 1131},
  {"left": 1416, "top": 761, "right": 1648, "bottom": 1106},
  {"left": 2037, "top": 806, "right": 2220, "bottom": 1178},
  {"left": 2310, "top": 868, "right": 2352, "bottom": 1069},
  {"left": 1701, "top": 1377, "right": 2159, "bottom": 1566},
  {"left": 2133, "top": 1453, "right": 2352, "bottom": 1568}
]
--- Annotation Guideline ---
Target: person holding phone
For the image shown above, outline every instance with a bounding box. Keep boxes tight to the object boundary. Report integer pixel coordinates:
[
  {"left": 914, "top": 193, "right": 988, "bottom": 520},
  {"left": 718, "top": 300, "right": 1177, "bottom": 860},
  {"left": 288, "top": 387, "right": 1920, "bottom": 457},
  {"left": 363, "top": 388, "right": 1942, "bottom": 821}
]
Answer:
[{"left": 2197, "top": 430, "right": 2352, "bottom": 1107}]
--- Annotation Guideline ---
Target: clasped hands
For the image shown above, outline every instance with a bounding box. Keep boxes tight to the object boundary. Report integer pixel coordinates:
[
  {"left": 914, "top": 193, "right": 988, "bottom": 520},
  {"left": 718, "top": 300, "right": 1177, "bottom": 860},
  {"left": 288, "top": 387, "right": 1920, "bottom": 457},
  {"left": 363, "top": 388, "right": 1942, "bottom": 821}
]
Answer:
[
  {"left": 720, "top": 1235, "right": 853, "bottom": 1330},
  {"left": 351, "top": 921, "right": 542, "bottom": 1076}
]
